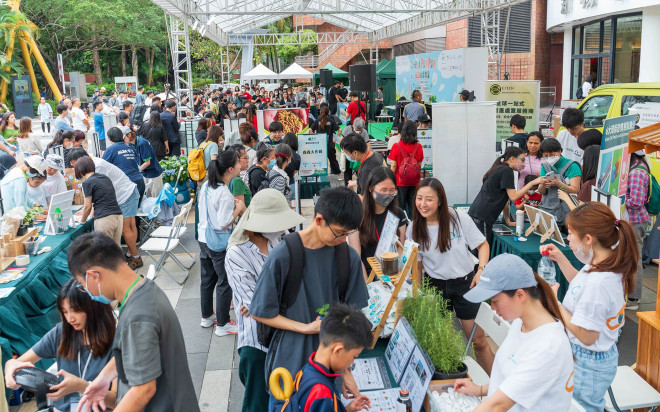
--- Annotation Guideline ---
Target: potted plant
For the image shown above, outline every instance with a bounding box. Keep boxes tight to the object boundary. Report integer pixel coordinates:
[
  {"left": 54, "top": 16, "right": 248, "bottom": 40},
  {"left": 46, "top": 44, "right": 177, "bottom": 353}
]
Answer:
[
  {"left": 401, "top": 281, "right": 468, "bottom": 380},
  {"left": 160, "top": 156, "right": 191, "bottom": 204}
]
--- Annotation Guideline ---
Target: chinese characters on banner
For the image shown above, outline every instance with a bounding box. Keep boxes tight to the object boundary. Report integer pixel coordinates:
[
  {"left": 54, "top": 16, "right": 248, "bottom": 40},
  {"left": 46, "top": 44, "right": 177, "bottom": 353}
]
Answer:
[
  {"left": 417, "top": 129, "right": 433, "bottom": 170},
  {"left": 298, "top": 133, "right": 328, "bottom": 177},
  {"left": 484, "top": 81, "right": 541, "bottom": 143},
  {"left": 395, "top": 49, "right": 465, "bottom": 103},
  {"left": 597, "top": 115, "right": 637, "bottom": 200}
]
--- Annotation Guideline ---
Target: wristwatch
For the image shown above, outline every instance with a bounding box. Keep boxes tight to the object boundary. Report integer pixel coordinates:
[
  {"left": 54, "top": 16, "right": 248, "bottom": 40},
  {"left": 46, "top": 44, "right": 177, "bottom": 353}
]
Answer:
[{"left": 477, "top": 265, "right": 485, "bottom": 271}]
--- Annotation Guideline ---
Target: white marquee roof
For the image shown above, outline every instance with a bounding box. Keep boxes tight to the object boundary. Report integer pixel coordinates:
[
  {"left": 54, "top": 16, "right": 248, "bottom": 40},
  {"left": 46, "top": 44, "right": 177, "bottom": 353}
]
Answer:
[
  {"left": 278, "top": 63, "right": 313, "bottom": 79},
  {"left": 242, "top": 63, "right": 280, "bottom": 79}
]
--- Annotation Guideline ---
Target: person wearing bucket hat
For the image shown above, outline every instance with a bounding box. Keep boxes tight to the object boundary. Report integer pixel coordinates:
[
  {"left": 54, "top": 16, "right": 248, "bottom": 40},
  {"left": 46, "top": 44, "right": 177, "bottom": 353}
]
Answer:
[
  {"left": 454, "top": 253, "right": 574, "bottom": 412},
  {"left": 43, "top": 154, "right": 68, "bottom": 203},
  {"left": 1, "top": 156, "right": 47, "bottom": 212},
  {"left": 225, "top": 189, "right": 304, "bottom": 412}
]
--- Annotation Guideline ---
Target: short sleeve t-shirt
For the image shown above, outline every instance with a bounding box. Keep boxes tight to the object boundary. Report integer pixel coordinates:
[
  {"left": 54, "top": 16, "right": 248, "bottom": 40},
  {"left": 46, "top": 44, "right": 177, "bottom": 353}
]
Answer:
[
  {"left": 26, "top": 184, "right": 48, "bottom": 207},
  {"left": 468, "top": 166, "right": 515, "bottom": 224},
  {"left": 203, "top": 142, "right": 219, "bottom": 169},
  {"left": 539, "top": 156, "right": 581, "bottom": 181},
  {"left": 102, "top": 143, "right": 143, "bottom": 182},
  {"left": 250, "top": 242, "right": 369, "bottom": 382},
  {"left": 403, "top": 101, "right": 425, "bottom": 122},
  {"left": 71, "top": 107, "right": 88, "bottom": 132},
  {"left": 32, "top": 323, "right": 113, "bottom": 412},
  {"left": 114, "top": 279, "right": 199, "bottom": 412},
  {"left": 93, "top": 112, "right": 105, "bottom": 140},
  {"left": 388, "top": 142, "right": 424, "bottom": 186},
  {"left": 561, "top": 266, "right": 626, "bottom": 351},
  {"left": 231, "top": 176, "right": 252, "bottom": 207},
  {"left": 43, "top": 171, "right": 68, "bottom": 203},
  {"left": 361, "top": 208, "right": 407, "bottom": 273},
  {"left": 82, "top": 173, "right": 122, "bottom": 219},
  {"left": 555, "top": 130, "right": 584, "bottom": 164},
  {"left": 488, "top": 318, "right": 574, "bottom": 411},
  {"left": 356, "top": 152, "right": 384, "bottom": 195},
  {"left": 514, "top": 192, "right": 542, "bottom": 207},
  {"left": 407, "top": 209, "right": 485, "bottom": 279},
  {"left": 93, "top": 157, "right": 136, "bottom": 205},
  {"left": 136, "top": 137, "right": 163, "bottom": 179}
]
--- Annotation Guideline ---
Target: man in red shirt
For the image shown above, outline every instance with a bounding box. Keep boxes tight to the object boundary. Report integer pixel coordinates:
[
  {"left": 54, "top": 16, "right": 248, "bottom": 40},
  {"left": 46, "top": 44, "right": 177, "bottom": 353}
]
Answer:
[{"left": 346, "top": 91, "right": 366, "bottom": 124}]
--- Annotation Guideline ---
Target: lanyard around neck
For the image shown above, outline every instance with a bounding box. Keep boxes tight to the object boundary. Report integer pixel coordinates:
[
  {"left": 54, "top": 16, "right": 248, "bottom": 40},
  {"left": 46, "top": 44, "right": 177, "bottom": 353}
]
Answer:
[
  {"left": 78, "top": 351, "right": 92, "bottom": 380},
  {"left": 118, "top": 276, "right": 141, "bottom": 315}
]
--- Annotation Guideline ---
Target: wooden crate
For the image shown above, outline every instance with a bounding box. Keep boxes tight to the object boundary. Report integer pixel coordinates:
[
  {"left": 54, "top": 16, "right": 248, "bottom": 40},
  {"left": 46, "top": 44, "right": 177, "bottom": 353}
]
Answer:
[{"left": 0, "top": 227, "right": 39, "bottom": 258}]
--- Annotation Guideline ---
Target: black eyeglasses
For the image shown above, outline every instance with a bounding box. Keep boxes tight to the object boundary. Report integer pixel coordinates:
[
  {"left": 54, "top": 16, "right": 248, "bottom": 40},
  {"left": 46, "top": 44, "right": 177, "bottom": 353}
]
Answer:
[{"left": 327, "top": 225, "right": 358, "bottom": 241}]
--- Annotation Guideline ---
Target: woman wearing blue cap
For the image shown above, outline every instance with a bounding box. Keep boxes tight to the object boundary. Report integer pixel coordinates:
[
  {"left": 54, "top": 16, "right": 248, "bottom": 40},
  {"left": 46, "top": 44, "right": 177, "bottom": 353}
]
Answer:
[{"left": 454, "top": 253, "right": 574, "bottom": 411}]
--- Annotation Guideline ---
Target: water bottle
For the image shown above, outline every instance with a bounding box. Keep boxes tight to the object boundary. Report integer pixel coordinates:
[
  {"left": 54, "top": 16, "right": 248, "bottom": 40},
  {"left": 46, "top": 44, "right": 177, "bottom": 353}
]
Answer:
[
  {"left": 515, "top": 210, "right": 525, "bottom": 237},
  {"left": 538, "top": 251, "right": 556, "bottom": 285},
  {"left": 396, "top": 388, "right": 412, "bottom": 412}
]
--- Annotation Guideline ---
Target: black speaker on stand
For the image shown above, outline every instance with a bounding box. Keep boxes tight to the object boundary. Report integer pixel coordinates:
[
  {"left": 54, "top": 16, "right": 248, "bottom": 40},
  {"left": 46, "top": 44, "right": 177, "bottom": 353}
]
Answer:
[
  {"left": 349, "top": 64, "right": 377, "bottom": 133},
  {"left": 319, "top": 69, "right": 333, "bottom": 87}
]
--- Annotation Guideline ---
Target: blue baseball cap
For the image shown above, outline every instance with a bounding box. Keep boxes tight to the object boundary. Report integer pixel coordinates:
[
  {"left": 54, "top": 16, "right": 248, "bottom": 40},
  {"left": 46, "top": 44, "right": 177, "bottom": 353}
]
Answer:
[{"left": 464, "top": 254, "right": 538, "bottom": 303}]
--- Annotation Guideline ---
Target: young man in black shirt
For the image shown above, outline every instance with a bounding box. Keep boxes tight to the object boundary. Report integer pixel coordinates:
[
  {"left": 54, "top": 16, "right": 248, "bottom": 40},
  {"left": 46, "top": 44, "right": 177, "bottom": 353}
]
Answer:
[
  {"left": 327, "top": 81, "right": 340, "bottom": 115},
  {"left": 340, "top": 132, "right": 384, "bottom": 195},
  {"left": 505, "top": 114, "right": 528, "bottom": 149}
]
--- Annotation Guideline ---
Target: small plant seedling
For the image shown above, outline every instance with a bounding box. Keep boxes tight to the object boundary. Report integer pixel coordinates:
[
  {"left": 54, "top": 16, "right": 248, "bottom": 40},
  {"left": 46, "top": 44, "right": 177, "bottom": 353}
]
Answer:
[{"left": 316, "top": 304, "right": 329, "bottom": 317}]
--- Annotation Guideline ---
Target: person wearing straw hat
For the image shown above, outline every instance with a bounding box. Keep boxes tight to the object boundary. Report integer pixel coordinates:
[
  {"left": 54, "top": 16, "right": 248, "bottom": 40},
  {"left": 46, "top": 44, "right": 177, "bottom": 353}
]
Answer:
[
  {"left": 453, "top": 254, "right": 574, "bottom": 411},
  {"left": 224, "top": 188, "right": 304, "bottom": 412},
  {"left": 43, "top": 154, "right": 67, "bottom": 204}
]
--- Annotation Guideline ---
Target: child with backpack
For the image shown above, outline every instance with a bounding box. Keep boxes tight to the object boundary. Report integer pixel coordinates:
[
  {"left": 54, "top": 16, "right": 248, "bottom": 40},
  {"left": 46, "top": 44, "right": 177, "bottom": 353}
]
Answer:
[
  {"left": 388, "top": 120, "right": 423, "bottom": 216},
  {"left": 245, "top": 143, "right": 275, "bottom": 196},
  {"left": 275, "top": 304, "right": 372, "bottom": 412},
  {"left": 267, "top": 143, "right": 293, "bottom": 198}
]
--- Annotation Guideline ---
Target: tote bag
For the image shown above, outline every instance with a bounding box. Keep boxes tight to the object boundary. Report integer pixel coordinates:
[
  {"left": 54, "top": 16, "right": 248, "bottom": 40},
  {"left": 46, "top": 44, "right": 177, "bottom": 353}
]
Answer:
[{"left": 204, "top": 183, "right": 232, "bottom": 252}]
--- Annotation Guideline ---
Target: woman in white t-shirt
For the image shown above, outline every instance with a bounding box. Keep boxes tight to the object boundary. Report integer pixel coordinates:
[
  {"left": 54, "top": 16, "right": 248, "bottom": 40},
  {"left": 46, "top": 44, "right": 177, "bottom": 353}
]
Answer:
[
  {"left": 540, "top": 202, "right": 636, "bottom": 411},
  {"left": 454, "top": 253, "right": 574, "bottom": 411},
  {"left": 407, "top": 177, "right": 494, "bottom": 373}
]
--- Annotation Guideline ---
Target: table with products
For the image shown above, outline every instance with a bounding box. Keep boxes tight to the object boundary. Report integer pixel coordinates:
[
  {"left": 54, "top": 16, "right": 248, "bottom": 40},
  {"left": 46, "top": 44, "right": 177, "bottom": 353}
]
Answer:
[
  {"left": 491, "top": 224, "right": 581, "bottom": 300},
  {"left": 0, "top": 220, "right": 93, "bottom": 402}
]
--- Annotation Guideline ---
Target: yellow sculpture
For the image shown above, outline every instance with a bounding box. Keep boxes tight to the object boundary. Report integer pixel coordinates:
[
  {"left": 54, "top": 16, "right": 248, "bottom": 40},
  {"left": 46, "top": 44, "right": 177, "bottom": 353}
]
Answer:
[{"left": 1, "top": 0, "right": 62, "bottom": 103}]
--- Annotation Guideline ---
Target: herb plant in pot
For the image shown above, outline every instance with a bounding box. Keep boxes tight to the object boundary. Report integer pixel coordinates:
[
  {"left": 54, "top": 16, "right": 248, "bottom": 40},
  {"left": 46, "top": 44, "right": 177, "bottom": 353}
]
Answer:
[{"left": 401, "top": 282, "right": 468, "bottom": 380}]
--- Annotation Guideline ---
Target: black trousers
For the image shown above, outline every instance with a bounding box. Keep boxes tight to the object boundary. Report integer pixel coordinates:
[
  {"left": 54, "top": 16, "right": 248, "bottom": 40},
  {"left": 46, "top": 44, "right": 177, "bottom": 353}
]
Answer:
[
  {"left": 198, "top": 241, "right": 232, "bottom": 326},
  {"left": 134, "top": 178, "right": 146, "bottom": 242},
  {"left": 397, "top": 185, "right": 416, "bottom": 218},
  {"left": 41, "top": 122, "right": 50, "bottom": 133},
  {"left": 169, "top": 142, "right": 182, "bottom": 157},
  {"left": 470, "top": 215, "right": 493, "bottom": 251},
  {"left": 327, "top": 134, "right": 341, "bottom": 175}
]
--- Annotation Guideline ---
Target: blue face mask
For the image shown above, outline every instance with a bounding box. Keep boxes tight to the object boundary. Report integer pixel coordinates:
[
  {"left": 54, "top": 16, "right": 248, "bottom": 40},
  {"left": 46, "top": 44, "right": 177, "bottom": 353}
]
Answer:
[
  {"left": 25, "top": 170, "right": 37, "bottom": 178},
  {"left": 84, "top": 273, "right": 112, "bottom": 305},
  {"left": 268, "top": 159, "right": 276, "bottom": 169}
]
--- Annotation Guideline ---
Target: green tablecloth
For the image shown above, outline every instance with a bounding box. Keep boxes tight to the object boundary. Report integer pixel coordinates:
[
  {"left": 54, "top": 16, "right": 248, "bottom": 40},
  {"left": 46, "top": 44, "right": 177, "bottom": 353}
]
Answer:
[
  {"left": 491, "top": 224, "right": 581, "bottom": 301},
  {"left": 0, "top": 220, "right": 93, "bottom": 402}
]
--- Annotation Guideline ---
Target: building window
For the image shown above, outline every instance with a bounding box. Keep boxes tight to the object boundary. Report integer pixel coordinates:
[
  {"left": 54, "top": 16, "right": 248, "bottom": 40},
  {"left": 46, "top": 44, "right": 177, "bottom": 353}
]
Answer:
[
  {"left": 467, "top": 1, "right": 531, "bottom": 53},
  {"left": 613, "top": 16, "right": 642, "bottom": 83}
]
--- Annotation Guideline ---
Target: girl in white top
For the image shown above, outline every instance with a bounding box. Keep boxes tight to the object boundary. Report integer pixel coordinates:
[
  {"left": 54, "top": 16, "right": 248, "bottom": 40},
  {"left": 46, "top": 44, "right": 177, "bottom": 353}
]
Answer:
[
  {"left": 454, "top": 253, "right": 574, "bottom": 411},
  {"left": 541, "top": 202, "right": 636, "bottom": 411},
  {"left": 16, "top": 116, "right": 44, "bottom": 155},
  {"left": 407, "top": 177, "right": 494, "bottom": 373}
]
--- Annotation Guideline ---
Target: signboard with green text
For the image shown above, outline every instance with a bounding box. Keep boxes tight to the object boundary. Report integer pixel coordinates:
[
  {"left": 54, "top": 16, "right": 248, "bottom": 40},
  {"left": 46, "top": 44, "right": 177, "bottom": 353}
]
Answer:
[{"left": 485, "top": 80, "right": 540, "bottom": 143}]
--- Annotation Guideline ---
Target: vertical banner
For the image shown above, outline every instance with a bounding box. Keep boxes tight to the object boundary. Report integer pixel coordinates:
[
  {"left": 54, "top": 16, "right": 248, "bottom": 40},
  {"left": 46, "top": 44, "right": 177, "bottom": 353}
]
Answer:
[
  {"left": 11, "top": 76, "right": 34, "bottom": 118},
  {"left": 337, "top": 102, "right": 349, "bottom": 124},
  {"left": 417, "top": 128, "right": 433, "bottom": 170},
  {"left": 298, "top": 133, "right": 328, "bottom": 177},
  {"left": 597, "top": 115, "right": 637, "bottom": 197},
  {"left": 57, "top": 53, "right": 65, "bottom": 93},
  {"left": 484, "top": 80, "right": 541, "bottom": 143},
  {"left": 395, "top": 49, "right": 465, "bottom": 103}
]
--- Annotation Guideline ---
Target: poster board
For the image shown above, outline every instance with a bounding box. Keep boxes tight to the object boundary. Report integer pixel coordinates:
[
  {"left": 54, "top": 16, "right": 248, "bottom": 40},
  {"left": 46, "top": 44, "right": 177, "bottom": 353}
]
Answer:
[
  {"left": 432, "top": 102, "right": 497, "bottom": 205},
  {"left": 399, "top": 345, "right": 434, "bottom": 412},
  {"left": 596, "top": 115, "right": 636, "bottom": 215},
  {"left": 374, "top": 211, "right": 400, "bottom": 264},
  {"left": 256, "top": 108, "right": 309, "bottom": 138},
  {"left": 298, "top": 133, "right": 328, "bottom": 177},
  {"left": 484, "top": 80, "right": 541, "bottom": 143},
  {"left": 44, "top": 190, "right": 75, "bottom": 235},
  {"left": 523, "top": 205, "right": 546, "bottom": 237},
  {"left": 396, "top": 49, "right": 465, "bottom": 103},
  {"left": 418, "top": 128, "right": 433, "bottom": 170},
  {"left": 338, "top": 102, "right": 349, "bottom": 124},
  {"left": 11, "top": 75, "right": 34, "bottom": 119}
]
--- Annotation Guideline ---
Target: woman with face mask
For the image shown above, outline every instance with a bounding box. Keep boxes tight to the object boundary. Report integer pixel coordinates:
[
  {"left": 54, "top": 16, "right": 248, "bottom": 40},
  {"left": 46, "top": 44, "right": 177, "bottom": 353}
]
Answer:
[
  {"left": 347, "top": 167, "right": 407, "bottom": 280},
  {"left": 44, "top": 130, "right": 75, "bottom": 159},
  {"left": 540, "top": 202, "right": 637, "bottom": 411},
  {"left": 468, "top": 146, "right": 544, "bottom": 247},
  {"left": 409, "top": 177, "right": 494, "bottom": 373},
  {"left": 224, "top": 189, "right": 305, "bottom": 412},
  {"left": 4, "top": 279, "right": 117, "bottom": 412},
  {"left": 537, "top": 138, "right": 582, "bottom": 229},
  {"left": 198, "top": 150, "right": 246, "bottom": 337}
]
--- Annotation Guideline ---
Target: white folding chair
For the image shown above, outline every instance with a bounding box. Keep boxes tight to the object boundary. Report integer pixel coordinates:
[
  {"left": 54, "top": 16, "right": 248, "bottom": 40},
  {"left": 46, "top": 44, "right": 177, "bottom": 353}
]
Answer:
[
  {"left": 140, "top": 205, "right": 195, "bottom": 285},
  {"left": 147, "top": 199, "right": 195, "bottom": 260},
  {"left": 464, "top": 302, "right": 511, "bottom": 386},
  {"left": 605, "top": 366, "right": 660, "bottom": 412}
]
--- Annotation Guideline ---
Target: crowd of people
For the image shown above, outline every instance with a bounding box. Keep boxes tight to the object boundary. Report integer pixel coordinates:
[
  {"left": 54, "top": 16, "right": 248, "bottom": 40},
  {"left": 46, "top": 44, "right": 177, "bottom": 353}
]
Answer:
[{"left": 0, "top": 83, "right": 648, "bottom": 412}]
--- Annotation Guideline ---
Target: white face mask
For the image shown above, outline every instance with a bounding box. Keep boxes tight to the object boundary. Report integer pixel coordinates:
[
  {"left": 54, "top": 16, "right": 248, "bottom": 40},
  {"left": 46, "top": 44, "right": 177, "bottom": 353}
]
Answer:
[
  {"left": 546, "top": 155, "right": 560, "bottom": 166},
  {"left": 574, "top": 243, "right": 594, "bottom": 265},
  {"left": 262, "top": 231, "right": 284, "bottom": 243}
]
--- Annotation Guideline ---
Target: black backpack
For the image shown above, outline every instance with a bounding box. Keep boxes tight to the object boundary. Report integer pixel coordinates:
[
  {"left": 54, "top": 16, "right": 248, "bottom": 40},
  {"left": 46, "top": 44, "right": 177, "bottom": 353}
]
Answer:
[
  {"left": 256, "top": 232, "right": 350, "bottom": 348},
  {"left": 575, "top": 87, "right": 584, "bottom": 99},
  {"left": 131, "top": 103, "right": 147, "bottom": 127},
  {"left": 247, "top": 165, "right": 269, "bottom": 196}
]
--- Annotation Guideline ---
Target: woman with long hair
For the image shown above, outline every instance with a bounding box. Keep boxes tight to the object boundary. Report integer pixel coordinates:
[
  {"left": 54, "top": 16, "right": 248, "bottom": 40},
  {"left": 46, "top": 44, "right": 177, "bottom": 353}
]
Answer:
[
  {"left": 347, "top": 166, "right": 407, "bottom": 279},
  {"left": 0, "top": 111, "right": 19, "bottom": 145},
  {"left": 517, "top": 131, "right": 544, "bottom": 189},
  {"left": 195, "top": 118, "right": 211, "bottom": 145},
  {"left": 388, "top": 120, "right": 423, "bottom": 216},
  {"left": 137, "top": 111, "right": 167, "bottom": 160},
  {"left": 198, "top": 150, "right": 246, "bottom": 337},
  {"left": 468, "top": 146, "right": 544, "bottom": 246},
  {"left": 409, "top": 177, "right": 493, "bottom": 373},
  {"left": 541, "top": 202, "right": 637, "bottom": 411},
  {"left": 246, "top": 104, "right": 258, "bottom": 127},
  {"left": 310, "top": 105, "right": 340, "bottom": 176},
  {"left": 4, "top": 278, "right": 117, "bottom": 411},
  {"left": 44, "top": 130, "right": 75, "bottom": 158},
  {"left": 454, "top": 254, "right": 574, "bottom": 411},
  {"left": 16, "top": 116, "right": 44, "bottom": 155}
]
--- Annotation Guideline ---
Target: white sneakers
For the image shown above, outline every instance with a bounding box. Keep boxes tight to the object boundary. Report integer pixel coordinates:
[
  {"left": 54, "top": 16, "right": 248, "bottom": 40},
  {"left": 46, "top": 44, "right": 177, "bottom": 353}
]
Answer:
[
  {"left": 200, "top": 314, "right": 217, "bottom": 328},
  {"left": 215, "top": 319, "right": 238, "bottom": 336}
]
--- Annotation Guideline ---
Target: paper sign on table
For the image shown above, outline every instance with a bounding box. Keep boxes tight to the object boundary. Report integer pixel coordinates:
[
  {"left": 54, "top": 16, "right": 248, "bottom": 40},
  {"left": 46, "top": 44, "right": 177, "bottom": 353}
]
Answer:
[
  {"left": 399, "top": 345, "right": 435, "bottom": 412},
  {"left": 0, "top": 287, "right": 15, "bottom": 298},
  {"left": 341, "top": 388, "right": 401, "bottom": 411},
  {"left": 349, "top": 357, "right": 390, "bottom": 391},
  {"left": 385, "top": 317, "right": 416, "bottom": 384},
  {"left": 374, "top": 211, "right": 400, "bottom": 264}
]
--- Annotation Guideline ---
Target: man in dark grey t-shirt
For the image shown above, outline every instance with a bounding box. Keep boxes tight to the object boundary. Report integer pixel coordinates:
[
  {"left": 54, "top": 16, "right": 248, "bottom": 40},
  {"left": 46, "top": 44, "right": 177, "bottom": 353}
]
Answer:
[{"left": 68, "top": 232, "right": 199, "bottom": 412}]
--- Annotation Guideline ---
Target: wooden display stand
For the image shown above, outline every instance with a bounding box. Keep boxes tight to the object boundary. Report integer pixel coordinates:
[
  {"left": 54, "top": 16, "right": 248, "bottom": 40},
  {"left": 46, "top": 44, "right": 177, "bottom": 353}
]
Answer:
[
  {"left": 366, "top": 246, "right": 418, "bottom": 349},
  {"left": 628, "top": 123, "right": 660, "bottom": 392}
]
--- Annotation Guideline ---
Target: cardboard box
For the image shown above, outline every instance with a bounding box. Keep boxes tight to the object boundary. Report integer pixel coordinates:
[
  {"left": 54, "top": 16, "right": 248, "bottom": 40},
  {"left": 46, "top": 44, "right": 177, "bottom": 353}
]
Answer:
[{"left": 423, "top": 377, "right": 473, "bottom": 412}]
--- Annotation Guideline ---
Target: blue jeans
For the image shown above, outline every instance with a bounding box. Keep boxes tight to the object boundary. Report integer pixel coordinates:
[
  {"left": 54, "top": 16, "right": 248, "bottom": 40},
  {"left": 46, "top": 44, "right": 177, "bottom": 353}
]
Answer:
[{"left": 571, "top": 342, "right": 618, "bottom": 412}]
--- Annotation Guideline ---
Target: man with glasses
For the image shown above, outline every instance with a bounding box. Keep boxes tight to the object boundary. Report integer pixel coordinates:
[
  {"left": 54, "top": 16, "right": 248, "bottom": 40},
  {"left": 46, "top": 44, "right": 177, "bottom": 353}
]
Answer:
[
  {"left": 555, "top": 108, "right": 586, "bottom": 164},
  {"left": 67, "top": 232, "right": 199, "bottom": 412},
  {"left": 250, "top": 187, "right": 369, "bottom": 412}
]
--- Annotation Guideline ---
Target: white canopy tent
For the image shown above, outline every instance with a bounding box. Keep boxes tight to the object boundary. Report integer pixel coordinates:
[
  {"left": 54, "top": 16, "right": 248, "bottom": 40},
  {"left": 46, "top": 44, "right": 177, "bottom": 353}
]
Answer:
[
  {"left": 278, "top": 63, "right": 313, "bottom": 79},
  {"left": 242, "top": 64, "right": 279, "bottom": 80}
]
